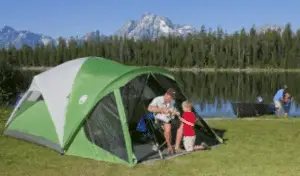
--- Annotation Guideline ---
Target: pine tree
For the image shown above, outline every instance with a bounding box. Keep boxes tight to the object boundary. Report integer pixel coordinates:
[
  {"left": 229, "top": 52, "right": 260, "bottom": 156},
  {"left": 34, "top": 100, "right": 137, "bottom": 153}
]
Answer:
[
  {"left": 56, "top": 37, "right": 67, "bottom": 64},
  {"left": 281, "top": 23, "right": 293, "bottom": 68}
]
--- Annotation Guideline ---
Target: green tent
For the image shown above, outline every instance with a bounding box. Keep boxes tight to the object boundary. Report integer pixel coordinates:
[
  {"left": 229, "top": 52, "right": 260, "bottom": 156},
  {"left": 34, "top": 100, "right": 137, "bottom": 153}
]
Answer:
[{"left": 4, "top": 57, "right": 222, "bottom": 166}]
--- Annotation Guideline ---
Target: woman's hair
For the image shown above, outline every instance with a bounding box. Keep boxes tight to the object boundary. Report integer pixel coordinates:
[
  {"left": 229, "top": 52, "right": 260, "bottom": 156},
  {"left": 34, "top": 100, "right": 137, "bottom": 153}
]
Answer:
[{"left": 182, "top": 100, "right": 192, "bottom": 109}]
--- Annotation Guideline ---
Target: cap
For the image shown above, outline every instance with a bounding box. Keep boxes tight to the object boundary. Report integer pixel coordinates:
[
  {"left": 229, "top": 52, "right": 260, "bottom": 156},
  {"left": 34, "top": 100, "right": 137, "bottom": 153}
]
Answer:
[
  {"left": 284, "top": 85, "right": 288, "bottom": 89},
  {"left": 166, "top": 88, "right": 176, "bottom": 98}
]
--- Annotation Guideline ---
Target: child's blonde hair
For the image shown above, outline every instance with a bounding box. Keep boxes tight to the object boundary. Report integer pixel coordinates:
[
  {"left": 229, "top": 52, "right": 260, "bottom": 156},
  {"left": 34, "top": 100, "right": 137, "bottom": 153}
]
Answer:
[{"left": 182, "top": 100, "right": 193, "bottom": 110}]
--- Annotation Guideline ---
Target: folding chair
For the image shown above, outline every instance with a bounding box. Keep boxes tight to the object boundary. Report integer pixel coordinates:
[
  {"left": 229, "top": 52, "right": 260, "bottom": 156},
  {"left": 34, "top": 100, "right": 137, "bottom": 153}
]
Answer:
[{"left": 136, "top": 113, "right": 167, "bottom": 159}]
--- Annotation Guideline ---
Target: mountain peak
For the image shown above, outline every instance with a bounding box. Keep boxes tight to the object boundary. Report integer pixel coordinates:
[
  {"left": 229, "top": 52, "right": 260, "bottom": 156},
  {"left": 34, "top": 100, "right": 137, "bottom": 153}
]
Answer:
[
  {"left": 115, "top": 13, "right": 197, "bottom": 40},
  {"left": 0, "top": 26, "right": 106, "bottom": 49},
  {"left": 142, "top": 12, "right": 155, "bottom": 17},
  {"left": 0, "top": 26, "right": 54, "bottom": 49},
  {"left": 1, "top": 25, "right": 16, "bottom": 33},
  {"left": 0, "top": 13, "right": 198, "bottom": 49}
]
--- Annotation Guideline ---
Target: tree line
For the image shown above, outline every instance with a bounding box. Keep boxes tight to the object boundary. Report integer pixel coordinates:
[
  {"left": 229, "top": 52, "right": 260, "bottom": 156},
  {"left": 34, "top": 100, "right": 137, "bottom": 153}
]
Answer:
[
  {"left": 1, "top": 23, "right": 300, "bottom": 105},
  {"left": 1, "top": 23, "right": 300, "bottom": 69}
]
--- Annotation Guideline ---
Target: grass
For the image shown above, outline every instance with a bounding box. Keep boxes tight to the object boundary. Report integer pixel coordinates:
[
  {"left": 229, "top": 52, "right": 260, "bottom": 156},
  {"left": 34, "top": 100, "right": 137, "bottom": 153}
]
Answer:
[{"left": 1, "top": 108, "right": 300, "bottom": 176}]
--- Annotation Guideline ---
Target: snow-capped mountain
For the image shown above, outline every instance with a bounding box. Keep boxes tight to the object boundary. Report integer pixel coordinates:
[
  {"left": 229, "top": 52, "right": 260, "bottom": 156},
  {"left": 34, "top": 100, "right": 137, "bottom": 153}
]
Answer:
[
  {"left": 0, "top": 26, "right": 107, "bottom": 49},
  {"left": 0, "top": 26, "right": 54, "bottom": 49},
  {"left": 116, "top": 12, "right": 197, "bottom": 40},
  {"left": 0, "top": 13, "right": 197, "bottom": 48},
  {"left": 0, "top": 14, "right": 290, "bottom": 49}
]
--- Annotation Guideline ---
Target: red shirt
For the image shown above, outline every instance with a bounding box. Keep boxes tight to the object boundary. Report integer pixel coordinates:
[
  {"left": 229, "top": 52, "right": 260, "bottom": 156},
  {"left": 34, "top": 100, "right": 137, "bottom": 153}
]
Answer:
[{"left": 182, "top": 112, "right": 196, "bottom": 136}]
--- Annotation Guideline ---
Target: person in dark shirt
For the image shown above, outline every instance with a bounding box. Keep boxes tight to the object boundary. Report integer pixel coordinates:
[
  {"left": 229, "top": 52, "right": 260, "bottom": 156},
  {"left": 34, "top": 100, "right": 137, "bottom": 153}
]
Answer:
[{"left": 283, "top": 92, "right": 293, "bottom": 118}]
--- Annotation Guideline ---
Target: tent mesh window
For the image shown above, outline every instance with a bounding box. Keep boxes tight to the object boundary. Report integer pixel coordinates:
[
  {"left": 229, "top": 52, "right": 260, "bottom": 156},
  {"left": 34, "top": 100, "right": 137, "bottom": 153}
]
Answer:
[
  {"left": 84, "top": 92, "right": 128, "bottom": 162},
  {"left": 152, "top": 74, "right": 186, "bottom": 102},
  {"left": 14, "top": 91, "right": 44, "bottom": 118},
  {"left": 120, "top": 75, "right": 152, "bottom": 126}
]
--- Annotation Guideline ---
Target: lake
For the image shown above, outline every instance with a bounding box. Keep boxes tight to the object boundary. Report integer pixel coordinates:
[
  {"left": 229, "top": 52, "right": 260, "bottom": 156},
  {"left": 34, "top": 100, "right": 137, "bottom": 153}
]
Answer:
[
  {"left": 172, "top": 72, "right": 300, "bottom": 117},
  {"left": 173, "top": 72, "right": 300, "bottom": 102},
  {"left": 15, "top": 71, "right": 300, "bottom": 117}
]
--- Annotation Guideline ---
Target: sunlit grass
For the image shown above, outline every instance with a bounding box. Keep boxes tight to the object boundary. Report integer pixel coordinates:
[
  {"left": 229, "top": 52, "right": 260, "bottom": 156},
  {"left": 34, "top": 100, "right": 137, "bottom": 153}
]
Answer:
[{"left": 1, "top": 108, "right": 300, "bottom": 176}]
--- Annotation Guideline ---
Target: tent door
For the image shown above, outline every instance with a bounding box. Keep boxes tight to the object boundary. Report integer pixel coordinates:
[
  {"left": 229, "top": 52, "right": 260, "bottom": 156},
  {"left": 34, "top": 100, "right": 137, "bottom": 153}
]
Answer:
[{"left": 113, "top": 89, "right": 137, "bottom": 165}]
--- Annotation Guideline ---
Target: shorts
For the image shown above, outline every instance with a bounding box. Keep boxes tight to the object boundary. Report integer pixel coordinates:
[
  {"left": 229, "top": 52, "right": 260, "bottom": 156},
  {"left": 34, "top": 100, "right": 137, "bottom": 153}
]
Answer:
[
  {"left": 183, "top": 136, "right": 196, "bottom": 152},
  {"left": 283, "top": 105, "right": 291, "bottom": 113},
  {"left": 274, "top": 101, "right": 282, "bottom": 109},
  {"left": 155, "top": 114, "right": 172, "bottom": 124}
]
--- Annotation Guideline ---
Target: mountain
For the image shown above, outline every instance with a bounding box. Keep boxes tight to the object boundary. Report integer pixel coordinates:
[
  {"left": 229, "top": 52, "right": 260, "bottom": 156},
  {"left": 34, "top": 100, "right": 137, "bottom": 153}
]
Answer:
[
  {"left": 80, "top": 30, "right": 105, "bottom": 41},
  {"left": 1, "top": 12, "right": 197, "bottom": 49},
  {"left": 0, "top": 26, "right": 105, "bottom": 49},
  {"left": 0, "top": 16, "right": 288, "bottom": 49},
  {"left": 0, "top": 26, "right": 54, "bottom": 49},
  {"left": 115, "top": 12, "right": 197, "bottom": 40},
  {"left": 64, "top": 30, "right": 106, "bottom": 46},
  {"left": 0, "top": 13, "right": 196, "bottom": 48}
]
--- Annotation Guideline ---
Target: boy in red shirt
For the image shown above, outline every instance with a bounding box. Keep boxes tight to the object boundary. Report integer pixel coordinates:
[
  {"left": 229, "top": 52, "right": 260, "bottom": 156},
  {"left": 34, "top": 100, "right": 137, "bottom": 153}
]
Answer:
[{"left": 178, "top": 101, "right": 210, "bottom": 152}]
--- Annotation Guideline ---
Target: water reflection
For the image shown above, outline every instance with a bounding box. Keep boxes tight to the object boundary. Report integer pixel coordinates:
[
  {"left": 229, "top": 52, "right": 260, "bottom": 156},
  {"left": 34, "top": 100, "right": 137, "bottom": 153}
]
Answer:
[
  {"left": 21, "top": 71, "right": 300, "bottom": 103},
  {"left": 15, "top": 71, "right": 300, "bottom": 117},
  {"left": 193, "top": 99, "right": 300, "bottom": 118},
  {"left": 173, "top": 72, "right": 300, "bottom": 118},
  {"left": 193, "top": 99, "right": 236, "bottom": 118},
  {"left": 173, "top": 72, "right": 300, "bottom": 103}
]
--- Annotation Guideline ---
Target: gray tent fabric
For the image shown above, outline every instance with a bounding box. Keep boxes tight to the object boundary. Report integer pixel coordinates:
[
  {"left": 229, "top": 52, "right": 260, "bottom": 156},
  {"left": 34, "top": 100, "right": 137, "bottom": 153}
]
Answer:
[{"left": 4, "top": 130, "right": 63, "bottom": 153}]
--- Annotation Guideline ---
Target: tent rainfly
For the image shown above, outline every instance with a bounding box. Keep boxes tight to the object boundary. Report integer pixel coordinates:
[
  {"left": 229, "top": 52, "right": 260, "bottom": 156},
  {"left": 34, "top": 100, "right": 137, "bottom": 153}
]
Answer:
[{"left": 4, "top": 57, "right": 222, "bottom": 166}]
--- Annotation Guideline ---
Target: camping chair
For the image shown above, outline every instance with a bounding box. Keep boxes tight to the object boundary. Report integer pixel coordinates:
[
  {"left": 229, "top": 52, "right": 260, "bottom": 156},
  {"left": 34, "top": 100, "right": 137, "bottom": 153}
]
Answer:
[{"left": 136, "top": 113, "right": 167, "bottom": 159}]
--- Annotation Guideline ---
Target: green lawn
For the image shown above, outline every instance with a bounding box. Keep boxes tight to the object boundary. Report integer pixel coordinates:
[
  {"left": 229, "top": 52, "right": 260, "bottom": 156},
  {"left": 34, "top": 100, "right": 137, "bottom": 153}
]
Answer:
[{"left": 1, "top": 108, "right": 300, "bottom": 176}]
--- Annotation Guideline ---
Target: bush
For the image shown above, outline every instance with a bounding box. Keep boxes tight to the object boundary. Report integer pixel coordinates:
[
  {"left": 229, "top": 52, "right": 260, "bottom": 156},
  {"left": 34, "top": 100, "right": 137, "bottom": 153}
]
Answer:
[{"left": 0, "top": 59, "right": 27, "bottom": 105}]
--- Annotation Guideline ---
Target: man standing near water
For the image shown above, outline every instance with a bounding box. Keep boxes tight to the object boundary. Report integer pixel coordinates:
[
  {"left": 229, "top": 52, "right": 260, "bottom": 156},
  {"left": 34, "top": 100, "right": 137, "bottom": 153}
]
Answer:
[{"left": 273, "top": 85, "right": 288, "bottom": 116}]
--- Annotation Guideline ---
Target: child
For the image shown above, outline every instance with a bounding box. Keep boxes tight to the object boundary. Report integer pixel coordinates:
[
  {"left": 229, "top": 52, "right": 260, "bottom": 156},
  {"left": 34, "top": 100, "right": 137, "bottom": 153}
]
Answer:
[
  {"left": 283, "top": 92, "right": 293, "bottom": 118},
  {"left": 177, "top": 101, "right": 210, "bottom": 152}
]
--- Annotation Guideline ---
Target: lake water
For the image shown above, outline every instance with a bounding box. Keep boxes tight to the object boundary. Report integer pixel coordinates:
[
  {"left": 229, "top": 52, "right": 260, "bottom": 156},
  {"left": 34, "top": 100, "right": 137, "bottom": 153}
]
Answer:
[
  {"left": 172, "top": 72, "right": 300, "bottom": 117},
  {"left": 17, "top": 71, "right": 300, "bottom": 117},
  {"left": 173, "top": 72, "right": 300, "bottom": 103}
]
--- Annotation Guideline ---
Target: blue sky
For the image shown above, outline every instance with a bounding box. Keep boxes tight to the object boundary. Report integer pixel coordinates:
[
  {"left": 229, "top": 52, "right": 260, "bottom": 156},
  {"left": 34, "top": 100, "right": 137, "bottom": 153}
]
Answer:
[{"left": 0, "top": 0, "right": 299, "bottom": 38}]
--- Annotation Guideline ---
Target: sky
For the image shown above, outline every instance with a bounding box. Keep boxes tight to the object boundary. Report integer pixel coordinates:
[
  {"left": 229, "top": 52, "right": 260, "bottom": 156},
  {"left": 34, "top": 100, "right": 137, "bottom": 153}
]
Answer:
[{"left": 0, "top": 0, "right": 299, "bottom": 38}]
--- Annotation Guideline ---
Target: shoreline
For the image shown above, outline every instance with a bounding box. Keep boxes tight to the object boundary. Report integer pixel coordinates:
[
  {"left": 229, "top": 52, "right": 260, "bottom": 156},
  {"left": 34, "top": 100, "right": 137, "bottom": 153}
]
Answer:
[
  {"left": 166, "top": 67, "right": 300, "bottom": 73},
  {"left": 18, "top": 66, "right": 300, "bottom": 73}
]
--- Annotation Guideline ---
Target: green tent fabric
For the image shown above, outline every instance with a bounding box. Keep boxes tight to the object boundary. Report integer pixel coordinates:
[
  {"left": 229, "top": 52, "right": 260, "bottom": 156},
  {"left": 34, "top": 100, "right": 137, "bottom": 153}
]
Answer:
[{"left": 4, "top": 57, "right": 222, "bottom": 166}]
